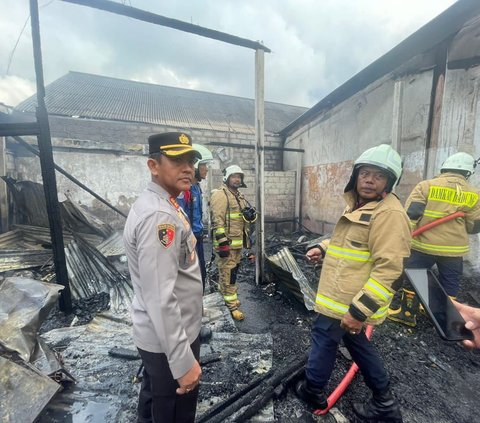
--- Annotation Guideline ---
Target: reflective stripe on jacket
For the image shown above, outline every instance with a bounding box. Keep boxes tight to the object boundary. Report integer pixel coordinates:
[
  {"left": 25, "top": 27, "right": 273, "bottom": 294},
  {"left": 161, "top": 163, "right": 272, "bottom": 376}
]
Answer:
[
  {"left": 210, "top": 184, "right": 250, "bottom": 250},
  {"left": 315, "top": 191, "right": 411, "bottom": 325},
  {"left": 405, "top": 173, "right": 480, "bottom": 257}
]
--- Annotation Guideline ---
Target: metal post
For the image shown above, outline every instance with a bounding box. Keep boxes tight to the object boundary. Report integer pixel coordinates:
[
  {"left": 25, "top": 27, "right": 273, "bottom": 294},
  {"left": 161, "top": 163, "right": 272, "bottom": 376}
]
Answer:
[
  {"left": 391, "top": 80, "right": 404, "bottom": 154},
  {"left": 0, "top": 136, "right": 8, "bottom": 232},
  {"left": 254, "top": 49, "right": 265, "bottom": 285},
  {"left": 295, "top": 140, "right": 303, "bottom": 231},
  {"left": 30, "top": 0, "right": 72, "bottom": 311}
]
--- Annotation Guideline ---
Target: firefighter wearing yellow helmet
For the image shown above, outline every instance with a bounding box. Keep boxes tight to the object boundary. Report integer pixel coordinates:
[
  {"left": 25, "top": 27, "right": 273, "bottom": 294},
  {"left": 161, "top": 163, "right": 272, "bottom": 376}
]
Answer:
[
  {"left": 296, "top": 144, "right": 411, "bottom": 422},
  {"left": 210, "top": 164, "right": 256, "bottom": 321},
  {"left": 389, "top": 152, "right": 480, "bottom": 327}
]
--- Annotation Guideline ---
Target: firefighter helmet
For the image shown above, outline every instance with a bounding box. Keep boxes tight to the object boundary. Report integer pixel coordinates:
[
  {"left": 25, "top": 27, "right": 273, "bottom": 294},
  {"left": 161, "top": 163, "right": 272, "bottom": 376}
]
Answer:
[
  {"left": 441, "top": 152, "right": 476, "bottom": 176},
  {"left": 193, "top": 144, "right": 213, "bottom": 168},
  {"left": 345, "top": 144, "right": 403, "bottom": 193},
  {"left": 223, "top": 165, "right": 247, "bottom": 188}
]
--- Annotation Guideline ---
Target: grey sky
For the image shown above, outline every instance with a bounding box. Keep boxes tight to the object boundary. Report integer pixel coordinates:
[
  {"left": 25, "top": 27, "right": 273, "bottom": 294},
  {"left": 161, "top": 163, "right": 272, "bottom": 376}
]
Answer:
[{"left": 0, "top": 0, "right": 456, "bottom": 108}]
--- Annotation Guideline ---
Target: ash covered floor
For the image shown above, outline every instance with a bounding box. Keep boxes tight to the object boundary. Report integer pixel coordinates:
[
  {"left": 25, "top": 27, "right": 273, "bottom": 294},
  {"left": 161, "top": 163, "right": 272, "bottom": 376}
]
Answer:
[{"left": 4, "top": 235, "right": 480, "bottom": 422}]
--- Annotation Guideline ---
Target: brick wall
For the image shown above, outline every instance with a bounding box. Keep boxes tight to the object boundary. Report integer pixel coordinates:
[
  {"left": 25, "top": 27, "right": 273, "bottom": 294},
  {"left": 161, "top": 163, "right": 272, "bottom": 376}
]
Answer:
[{"left": 206, "top": 169, "right": 297, "bottom": 231}]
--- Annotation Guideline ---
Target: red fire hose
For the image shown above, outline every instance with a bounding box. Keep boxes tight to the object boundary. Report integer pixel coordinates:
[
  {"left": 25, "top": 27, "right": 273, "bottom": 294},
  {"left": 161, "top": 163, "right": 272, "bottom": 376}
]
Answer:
[
  {"left": 313, "top": 210, "right": 465, "bottom": 415},
  {"left": 314, "top": 325, "right": 374, "bottom": 415},
  {"left": 411, "top": 211, "right": 465, "bottom": 237}
]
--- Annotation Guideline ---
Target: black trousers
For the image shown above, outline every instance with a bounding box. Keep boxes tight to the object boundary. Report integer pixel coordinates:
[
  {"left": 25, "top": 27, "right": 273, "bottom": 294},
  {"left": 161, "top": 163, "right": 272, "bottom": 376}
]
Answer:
[
  {"left": 137, "top": 337, "right": 200, "bottom": 423},
  {"left": 405, "top": 250, "right": 463, "bottom": 297},
  {"left": 306, "top": 314, "right": 389, "bottom": 395},
  {"left": 195, "top": 235, "right": 207, "bottom": 292}
]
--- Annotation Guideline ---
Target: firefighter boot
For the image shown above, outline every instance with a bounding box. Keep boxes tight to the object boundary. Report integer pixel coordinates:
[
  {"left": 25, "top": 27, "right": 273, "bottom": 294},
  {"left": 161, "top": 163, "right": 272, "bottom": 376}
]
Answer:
[
  {"left": 387, "top": 289, "right": 419, "bottom": 327},
  {"left": 353, "top": 390, "right": 403, "bottom": 423},
  {"left": 231, "top": 309, "right": 244, "bottom": 321},
  {"left": 295, "top": 379, "right": 328, "bottom": 410}
]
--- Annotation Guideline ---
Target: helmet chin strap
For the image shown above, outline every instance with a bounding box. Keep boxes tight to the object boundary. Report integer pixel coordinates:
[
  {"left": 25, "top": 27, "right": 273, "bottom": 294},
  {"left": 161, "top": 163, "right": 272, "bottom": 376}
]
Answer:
[{"left": 355, "top": 189, "right": 387, "bottom": 207}]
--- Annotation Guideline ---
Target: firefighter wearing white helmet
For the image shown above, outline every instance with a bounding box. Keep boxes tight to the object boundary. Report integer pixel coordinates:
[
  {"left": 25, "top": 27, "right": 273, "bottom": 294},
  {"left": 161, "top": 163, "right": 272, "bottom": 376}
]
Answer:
[
  {"left": 296, "top": 144, "right": 410, "bottom": 422},
  {"left": 389, "top": 151, "right": 480, "bottom": 327},
  {"left": 210, "top": 164, "right": 256, "bottom": 321},
  {"left": 177, "top": 144, "right": 214, "bottom": 291}
]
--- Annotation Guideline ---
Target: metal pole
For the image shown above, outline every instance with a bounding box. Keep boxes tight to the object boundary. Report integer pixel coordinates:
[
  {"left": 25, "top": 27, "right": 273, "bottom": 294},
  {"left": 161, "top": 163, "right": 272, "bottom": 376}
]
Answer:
[
  {"left": 30, "top": 0, "right": 72, "bottom": 311},
  {"left": 63, "top": 0, "right": 270, "bottom": 52},
  {"left": 254, "top": 49, "right": 265, "bottom": 285},
  {"left": 391, "top": 80, "right": 403, "bottom": 154},
  {"left": 295, "top": 140, "right": 303, "bottom": 231}
]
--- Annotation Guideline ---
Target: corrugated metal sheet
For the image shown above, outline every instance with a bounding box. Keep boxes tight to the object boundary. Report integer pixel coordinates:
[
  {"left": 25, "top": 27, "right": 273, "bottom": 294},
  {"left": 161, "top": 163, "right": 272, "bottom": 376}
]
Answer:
[
  {"left": 96, "top": 231, "right": 125, "bottom": 257},
  {"left": 266, "top": 247, "right": 316, "bottom": 310},
  {"left": 0, "top": 249, "right": 52, "bottom": 272},
  {"left": 65, "top": 236, "right": 132, "bottom": 312},
  {"left": 15, "top": 71, "right": 307, "bottom": 135}
]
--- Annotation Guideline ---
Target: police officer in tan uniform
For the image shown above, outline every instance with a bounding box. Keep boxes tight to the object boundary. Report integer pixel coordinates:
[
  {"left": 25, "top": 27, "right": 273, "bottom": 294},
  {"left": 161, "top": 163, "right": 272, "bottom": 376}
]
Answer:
[
  {"left": 123, "top": 132, "right": 203, "bottom": 423},
  {"left": 210, "top": 165, "right": 256, "bottom": 321}
]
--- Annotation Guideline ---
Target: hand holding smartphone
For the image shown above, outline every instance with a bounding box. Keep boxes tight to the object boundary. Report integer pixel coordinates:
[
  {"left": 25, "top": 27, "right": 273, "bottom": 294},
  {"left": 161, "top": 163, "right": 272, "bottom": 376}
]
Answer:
[{"left": 404, "top": 268, "right": 474, "bottom": 342}]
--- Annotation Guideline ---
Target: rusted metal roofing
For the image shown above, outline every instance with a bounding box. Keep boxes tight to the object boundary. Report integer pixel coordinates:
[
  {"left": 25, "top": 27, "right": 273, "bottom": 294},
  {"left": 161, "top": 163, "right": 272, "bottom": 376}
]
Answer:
[{"left": 15, "top": 71, "right": 307, "bottom": 135}]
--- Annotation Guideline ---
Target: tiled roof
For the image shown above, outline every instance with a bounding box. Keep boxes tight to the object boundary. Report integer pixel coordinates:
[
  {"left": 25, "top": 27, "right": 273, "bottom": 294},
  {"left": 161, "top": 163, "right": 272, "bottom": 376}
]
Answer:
[{"left": 15, "top": 72, "right": 307, "bottom": 135}]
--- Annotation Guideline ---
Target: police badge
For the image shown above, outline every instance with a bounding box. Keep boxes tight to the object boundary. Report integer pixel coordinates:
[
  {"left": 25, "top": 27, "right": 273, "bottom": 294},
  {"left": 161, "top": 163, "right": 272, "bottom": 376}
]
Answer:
[{"left": 157, "top": 224, "right": 175, "bottom": 248}]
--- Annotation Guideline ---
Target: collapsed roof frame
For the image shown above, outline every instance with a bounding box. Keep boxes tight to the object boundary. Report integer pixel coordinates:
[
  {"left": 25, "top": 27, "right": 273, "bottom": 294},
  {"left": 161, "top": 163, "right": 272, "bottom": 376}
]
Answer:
[
  {"left": 0, "top": 0, "right": 272, "bottom": 312},
  {"left": 62, "top": 0, "right": 271, "bottom": 285}
]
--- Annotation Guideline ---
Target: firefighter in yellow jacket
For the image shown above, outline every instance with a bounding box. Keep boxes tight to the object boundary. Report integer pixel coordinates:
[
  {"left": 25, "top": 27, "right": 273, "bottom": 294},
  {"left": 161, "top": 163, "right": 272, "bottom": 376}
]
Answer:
[
  {"left": 296, "top": 144, "right": 411, "bottom": 423},
  {"left": 210, "top": 165, "right": 256, "bottom": 321},
  {"left": 389, "top": 152, "right": 480, "bottom": 327}
]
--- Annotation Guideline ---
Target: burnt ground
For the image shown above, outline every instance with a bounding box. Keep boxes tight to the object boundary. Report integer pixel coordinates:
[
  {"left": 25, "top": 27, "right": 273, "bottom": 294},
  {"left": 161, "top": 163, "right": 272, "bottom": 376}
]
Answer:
[
  {"left": 221, "top": 254, "right": 480, "bottom": 423},
  {"left": 32, "top": 235, "right": 480, "bottom": 422}
]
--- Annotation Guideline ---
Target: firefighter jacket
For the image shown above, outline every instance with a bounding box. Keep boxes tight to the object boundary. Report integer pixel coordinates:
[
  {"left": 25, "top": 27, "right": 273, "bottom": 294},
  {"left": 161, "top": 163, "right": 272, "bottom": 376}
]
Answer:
[
  {"left": 210, "top": 184, "right": 251, "bottom": 250},
  {"left": 405, "top": 172, "right": 480, "bottom": 257},
  {"left": 314, "top": 191, "right": 411, "bottom": 325},
  {"left": 178, "top": 183, "right": 204, "bottom": 237}
]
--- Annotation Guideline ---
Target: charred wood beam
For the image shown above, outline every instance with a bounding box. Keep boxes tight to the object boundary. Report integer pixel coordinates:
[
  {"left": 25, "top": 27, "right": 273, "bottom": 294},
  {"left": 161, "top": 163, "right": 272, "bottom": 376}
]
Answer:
[
  {"left": 197, "top": 354, "right": 307, "bottom": 423},
  {"left": 195, "top": 371, "right": 273, "bottom": 423},
  {"left": 62, "top": 0, "right": 270, "bottom": 52},
  {"left": 0, "top": 122, "right": 40, "bottom": 137},
  {"left": 30, "top": 0, "right": 71, "bottom": 312},
  {"left": 13, "top": 136, "right": 127, "bottom": 218}
]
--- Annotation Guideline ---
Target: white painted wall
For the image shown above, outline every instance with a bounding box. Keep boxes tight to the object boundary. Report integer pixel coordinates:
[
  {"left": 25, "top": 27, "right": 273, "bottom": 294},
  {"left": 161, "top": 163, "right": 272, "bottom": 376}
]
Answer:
[{"left": 283, "top": 70, "right": 433, "bottom": 232}]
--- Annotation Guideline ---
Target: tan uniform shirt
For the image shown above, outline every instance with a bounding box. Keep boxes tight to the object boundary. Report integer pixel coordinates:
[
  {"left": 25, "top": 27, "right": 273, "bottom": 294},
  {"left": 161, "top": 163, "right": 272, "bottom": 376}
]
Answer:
[
  {"left": 405, "top": 172, "right": 480, "bottom": 256},
  {"left": 123, "top": 181, "right": 202, "bottom": 379},
  {"left": 315, "top": 191, "right": 411, "bottom": 325}
]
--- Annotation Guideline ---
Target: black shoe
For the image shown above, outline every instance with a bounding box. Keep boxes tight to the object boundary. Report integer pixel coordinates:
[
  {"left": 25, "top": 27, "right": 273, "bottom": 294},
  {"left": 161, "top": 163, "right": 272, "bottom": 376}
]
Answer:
[
  {"left": 199, "top": 326, "right": 212, "bottom": 344},
  {"left": 353, "top": 390, "right": 403, "bottom": 422},
  {"left": 295, "top": 379, "right": 328, "bottom": 410}
]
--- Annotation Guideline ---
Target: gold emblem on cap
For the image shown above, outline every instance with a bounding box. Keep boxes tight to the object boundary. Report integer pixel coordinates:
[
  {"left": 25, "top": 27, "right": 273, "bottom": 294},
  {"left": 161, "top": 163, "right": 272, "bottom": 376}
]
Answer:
[{"left": 179, "top": 134, "right": 189, "bottom": 144}]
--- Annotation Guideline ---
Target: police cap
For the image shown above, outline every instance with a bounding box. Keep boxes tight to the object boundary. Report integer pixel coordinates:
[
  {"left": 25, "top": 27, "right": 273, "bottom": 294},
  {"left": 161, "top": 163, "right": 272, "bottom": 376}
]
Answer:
[{"left": 148, "top": 132, "right": 202, "bottom": 159}]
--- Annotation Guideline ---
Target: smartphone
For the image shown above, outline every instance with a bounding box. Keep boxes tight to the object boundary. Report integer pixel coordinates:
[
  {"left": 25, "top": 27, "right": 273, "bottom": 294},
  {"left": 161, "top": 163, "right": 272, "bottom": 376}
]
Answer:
[{"left": 404, "top": 268, "right": 474, "bottom": 341}]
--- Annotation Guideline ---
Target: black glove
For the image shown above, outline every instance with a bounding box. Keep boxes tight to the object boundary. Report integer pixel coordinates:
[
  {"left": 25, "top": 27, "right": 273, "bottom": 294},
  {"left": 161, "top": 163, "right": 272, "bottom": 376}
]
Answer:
[
  {"left": 216, "top": 234, "right": 230, "bottom": 258},
  {"left": 218, "top": 241, "right": 230, "bottom": 258}
]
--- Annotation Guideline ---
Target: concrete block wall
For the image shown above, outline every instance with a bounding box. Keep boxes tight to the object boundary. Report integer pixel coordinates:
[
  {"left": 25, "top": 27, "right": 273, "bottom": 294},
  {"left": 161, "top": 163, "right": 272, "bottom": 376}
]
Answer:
[
  {"left": 46, "top": 116, "right": 283, "bottom": 171},
  {"left": 207, "top": 169, "right": 296, "bottom": 221},
  {"left": 9, "top": 117, "right": 289, "bottom": 229}
]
